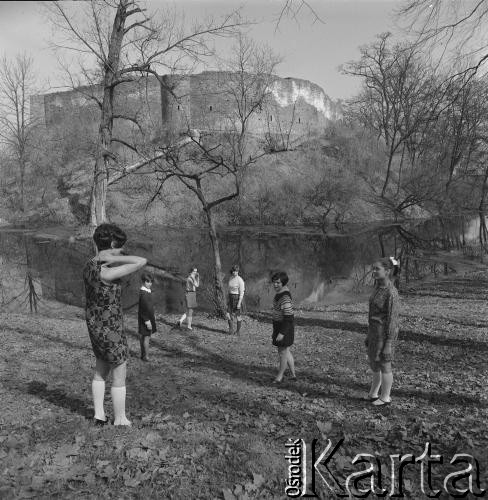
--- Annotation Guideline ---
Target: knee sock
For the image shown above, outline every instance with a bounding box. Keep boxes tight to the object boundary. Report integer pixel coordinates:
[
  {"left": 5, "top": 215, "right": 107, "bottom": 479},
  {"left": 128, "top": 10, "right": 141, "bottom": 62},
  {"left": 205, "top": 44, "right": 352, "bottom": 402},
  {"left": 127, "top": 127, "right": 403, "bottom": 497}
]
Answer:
[
  {"left": 276, "top": 352, "right": 287, "bottom": 380},
  {"left": 187, "top": 316, "right": 192, "bottom": 329},
  {"left": 380, "top": 372, "right": 393, "bottom": 402},
  {"left": 92, "top": 379, "right": 105, "bottom": 421},
  {"left": 111, "top": 386, "right": 131, "bottom": 426},
  {"left": 369, "top": 372, "right": 381, "bottom": 398},
  {"left": 287, "top": 351, "right": 296, "bottom": 377},
  {"left": 179, "top": 313, "right": 186, "bottom": 326}
]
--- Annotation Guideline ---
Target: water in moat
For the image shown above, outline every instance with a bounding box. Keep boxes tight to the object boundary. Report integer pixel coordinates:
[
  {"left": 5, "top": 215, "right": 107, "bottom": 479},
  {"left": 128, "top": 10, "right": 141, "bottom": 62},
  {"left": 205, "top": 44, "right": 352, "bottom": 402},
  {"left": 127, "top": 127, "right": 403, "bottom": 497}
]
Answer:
[{"left": 0, "top": 216, "right": 480, "bottom": 315}]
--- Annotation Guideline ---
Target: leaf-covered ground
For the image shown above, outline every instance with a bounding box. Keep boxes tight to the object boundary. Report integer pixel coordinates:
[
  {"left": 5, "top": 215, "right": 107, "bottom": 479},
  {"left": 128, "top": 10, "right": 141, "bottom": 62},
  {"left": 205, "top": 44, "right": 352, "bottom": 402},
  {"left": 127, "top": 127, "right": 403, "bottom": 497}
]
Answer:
[{"left": 0, "top": 268, "right": 487, "bottom": 499}]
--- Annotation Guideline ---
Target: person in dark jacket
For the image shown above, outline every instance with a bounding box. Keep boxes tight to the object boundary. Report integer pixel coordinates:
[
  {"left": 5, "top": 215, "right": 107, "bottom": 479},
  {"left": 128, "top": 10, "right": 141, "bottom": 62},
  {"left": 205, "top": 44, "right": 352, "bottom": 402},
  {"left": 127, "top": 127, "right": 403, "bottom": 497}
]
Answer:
[{"left": 138, "top": 272, "right": 157, "bottom": 361}]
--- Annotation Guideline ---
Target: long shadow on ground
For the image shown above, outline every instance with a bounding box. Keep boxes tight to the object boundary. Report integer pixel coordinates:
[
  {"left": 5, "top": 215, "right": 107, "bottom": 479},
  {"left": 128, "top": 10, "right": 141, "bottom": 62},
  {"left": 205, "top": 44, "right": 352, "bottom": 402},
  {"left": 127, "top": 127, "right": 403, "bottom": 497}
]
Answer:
[
  {"left": 25, "top": 380, "right": 92, "bottom": 419},
  {"left": 144, "top": 332, "right": 486, "bottom": 409},
  {"left": 247, "top": 313, "right": 488, "bottom": 351}
]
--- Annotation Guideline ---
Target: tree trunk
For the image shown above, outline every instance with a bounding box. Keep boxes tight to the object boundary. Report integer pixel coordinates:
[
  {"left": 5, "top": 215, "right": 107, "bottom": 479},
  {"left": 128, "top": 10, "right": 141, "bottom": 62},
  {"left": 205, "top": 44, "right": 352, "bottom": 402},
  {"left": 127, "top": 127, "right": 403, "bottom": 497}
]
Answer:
[
  {"left": 381, "top": 148, "right": 395, "bottom": 198},
  {"left": 89, "top": 0, "right": 129, "bottom": 226},
  {"left": 19, "top": 157, "right": 25, "bottom": 212},
  {"left": 478, "top": 167, "right": 488, "bottom": 263},
  {"left": 204, "top": 208, "right": 227, "bottom": 317}
]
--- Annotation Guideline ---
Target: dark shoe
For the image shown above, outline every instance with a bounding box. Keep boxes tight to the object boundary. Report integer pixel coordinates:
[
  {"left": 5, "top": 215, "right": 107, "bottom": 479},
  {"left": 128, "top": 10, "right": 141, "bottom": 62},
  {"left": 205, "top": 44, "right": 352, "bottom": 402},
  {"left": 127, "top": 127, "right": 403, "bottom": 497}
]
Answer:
[
  {"left": 94, "top": 417, "right": 109, "bottom": 426},
  {"left": 174, "top": 321, "right": 181, "bottom": 330},
  {"left": 367, "top": 395, "right": 379, "bottom": 402},
  {"left": 289, "top": 376, "right": 297, "bottom": 382},
  {"left": 141, "top": 356, "right": 149, "bottom": 362}
]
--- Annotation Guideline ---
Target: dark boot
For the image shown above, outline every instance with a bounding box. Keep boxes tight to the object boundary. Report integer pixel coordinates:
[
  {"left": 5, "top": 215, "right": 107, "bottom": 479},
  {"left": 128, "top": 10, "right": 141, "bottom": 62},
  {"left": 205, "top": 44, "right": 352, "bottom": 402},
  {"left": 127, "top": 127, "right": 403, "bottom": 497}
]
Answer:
[
  {"left": 236, "top": 320, "right": 242, "bottom": 335},
  {"left": 227, "top": 319, "right": 234, "bottom": 335}
]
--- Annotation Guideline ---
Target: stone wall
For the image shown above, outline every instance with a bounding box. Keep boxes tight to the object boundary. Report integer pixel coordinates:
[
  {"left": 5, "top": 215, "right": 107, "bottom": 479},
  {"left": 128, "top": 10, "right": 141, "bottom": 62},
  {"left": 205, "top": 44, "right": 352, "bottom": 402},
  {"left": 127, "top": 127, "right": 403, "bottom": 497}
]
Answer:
[{"left": 31, "top": 71, "right": 342, "bottom": 144}]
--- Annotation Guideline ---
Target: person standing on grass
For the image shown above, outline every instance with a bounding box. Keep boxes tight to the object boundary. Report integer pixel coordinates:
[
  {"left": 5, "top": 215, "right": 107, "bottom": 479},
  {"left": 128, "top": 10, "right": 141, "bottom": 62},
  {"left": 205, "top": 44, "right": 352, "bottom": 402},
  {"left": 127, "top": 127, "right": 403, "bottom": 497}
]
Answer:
[
  {"left": 226, "top": 265, "right": 245, "bottom": 335},
  {"left": 271, "top": 271, "right": 296, "bottom": 384},
  {"left": 366, "top": 257, "right": 400, "bottom": 407},
  {"left": 138, "top": 272, "right": 157, "bottom": 362},
  {"left": 83, "top": 223, "right": 147, "bottom": 426},
  {"left": 177, "top": 266, "right": 200, "bottom": 331}
]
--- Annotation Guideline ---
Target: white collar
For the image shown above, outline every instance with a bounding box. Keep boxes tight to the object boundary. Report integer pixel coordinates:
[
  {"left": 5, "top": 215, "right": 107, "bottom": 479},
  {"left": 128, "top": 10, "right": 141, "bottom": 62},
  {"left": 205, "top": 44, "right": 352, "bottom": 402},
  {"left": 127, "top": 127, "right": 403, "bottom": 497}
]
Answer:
[{"left": 140, "top": 286, "right": 152, "bottom": 293}]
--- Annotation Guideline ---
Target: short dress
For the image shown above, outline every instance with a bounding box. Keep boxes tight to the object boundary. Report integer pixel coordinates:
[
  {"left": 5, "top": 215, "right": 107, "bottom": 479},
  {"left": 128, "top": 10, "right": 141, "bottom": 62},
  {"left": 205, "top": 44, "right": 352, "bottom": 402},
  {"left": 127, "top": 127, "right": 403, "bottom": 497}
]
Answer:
[
  {"left": 367, "top": 282, "right": 400, "bottom": 369},
  {"left": 185, "top": 276, "right": 198, "bottom": 309},
  {"left": 83, "top": 259, "right": 128, "bottom": 365},
  {"left": 272, "top": 288, "right": 295, "bottom": 347}
]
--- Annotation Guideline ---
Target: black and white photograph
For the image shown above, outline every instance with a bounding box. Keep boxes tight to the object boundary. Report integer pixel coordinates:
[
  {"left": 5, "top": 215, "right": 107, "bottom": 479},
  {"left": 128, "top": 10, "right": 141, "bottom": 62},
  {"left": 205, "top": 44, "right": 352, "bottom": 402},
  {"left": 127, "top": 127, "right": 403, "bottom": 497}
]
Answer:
[{"left": 0, "top": 0, "right": 487, "bottom": 498}]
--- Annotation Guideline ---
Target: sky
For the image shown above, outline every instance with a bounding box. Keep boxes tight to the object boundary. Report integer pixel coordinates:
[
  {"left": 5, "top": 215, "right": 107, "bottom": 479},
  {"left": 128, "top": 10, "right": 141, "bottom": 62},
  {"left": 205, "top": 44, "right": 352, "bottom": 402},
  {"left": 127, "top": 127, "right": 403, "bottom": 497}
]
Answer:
[{"left": 0, "top": 0, "right": 405, "bottom": 101}]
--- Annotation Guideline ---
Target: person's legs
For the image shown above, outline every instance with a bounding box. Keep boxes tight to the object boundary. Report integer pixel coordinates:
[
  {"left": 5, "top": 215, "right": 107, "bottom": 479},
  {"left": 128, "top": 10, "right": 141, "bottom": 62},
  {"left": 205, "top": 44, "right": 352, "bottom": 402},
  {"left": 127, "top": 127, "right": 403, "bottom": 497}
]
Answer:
[
  {"left": 178, "top": 312, "right": 187, "bottom": 327},
  {"left": 141, "top": 335, "right": 150, "bottom": 361},
  {"left": 111, "top": 361, "right": 131, "bottom": 426},
  {"left": 236, "top": 312, "right": 242, "bottom": 334},
  {"left": 226, "top": 311, "right": 234, "bottom": 334},
  {"left": 275, "top": 347, "right": 288, "bottom": 382},
  {"left": 139, "top": 335, "right": 146, "bottom": 359},
  {"left": 144, "top": 336, "right": 150, "bottom": 360},
  {"left": 92, "top": 358, "right": 111, "bottom": 421},
  {"left": 378, "top": 363, "right": 393, "bottom": 403},
  {"left": 187, "top": 308, "right": 193, "bottom": 330},
  {"left": 286, "top": 348, "right": 296, "bottom": 378},
  {"left": 368, "top": 371, "right": 382, "bottom": 399}
]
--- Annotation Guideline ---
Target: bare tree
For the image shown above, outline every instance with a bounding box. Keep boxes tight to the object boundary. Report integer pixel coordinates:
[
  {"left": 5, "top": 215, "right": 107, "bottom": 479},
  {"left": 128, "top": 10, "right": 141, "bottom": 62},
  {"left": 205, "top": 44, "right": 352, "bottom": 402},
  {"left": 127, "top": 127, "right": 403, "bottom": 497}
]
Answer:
[
  {"left": 143, "top": 38, "right": 279, "bottom": 315},
  {"left": 398, "top": 0, "right": 488, "bottom": 77},
  {"left": 276, "top": 0, "right": 323, "bottom": 26},
  {"left": 45, "top": 0, "right": 243, "bottom": 226},
  {"left": 0, "top": 53, "right": 37, "bottom": 212},
  {"left": 341, "top": 33, "right": 447, "bottom": 201}
]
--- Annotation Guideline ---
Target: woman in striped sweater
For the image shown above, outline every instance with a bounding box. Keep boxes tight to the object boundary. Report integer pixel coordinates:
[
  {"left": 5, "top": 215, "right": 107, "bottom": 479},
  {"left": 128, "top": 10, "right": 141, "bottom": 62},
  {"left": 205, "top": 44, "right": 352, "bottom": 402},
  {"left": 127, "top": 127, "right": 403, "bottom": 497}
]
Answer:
[{"left": 271, "top": 271, "right": 296, "bottom": 383}]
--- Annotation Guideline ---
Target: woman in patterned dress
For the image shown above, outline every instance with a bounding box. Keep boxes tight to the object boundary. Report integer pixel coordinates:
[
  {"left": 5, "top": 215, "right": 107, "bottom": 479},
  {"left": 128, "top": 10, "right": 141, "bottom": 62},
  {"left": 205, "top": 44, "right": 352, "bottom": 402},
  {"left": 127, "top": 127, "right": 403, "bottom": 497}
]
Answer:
[
  {"left": 83, "top": 224, "right": 147, "bottom": 426},
  {"left": 366, "top": 257, "right": 400, "bottom": 407},
  {"left": 271, "top": 271, "right": 296, "bottom": 383}
]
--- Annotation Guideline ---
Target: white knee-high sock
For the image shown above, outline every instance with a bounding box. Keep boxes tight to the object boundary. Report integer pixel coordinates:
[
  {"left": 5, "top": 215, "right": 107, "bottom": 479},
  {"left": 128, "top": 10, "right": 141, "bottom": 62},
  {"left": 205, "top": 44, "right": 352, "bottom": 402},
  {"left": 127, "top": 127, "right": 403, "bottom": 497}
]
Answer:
[
  {"left": 92, "top": 379, "right": 105, "bottom": 420},
  {"left": 380, "top": 372, "right": 393, "bottom": 402},
  {"left": 369, "top": 372, "right": 382, "bottom": 398},
  {"left": 111, "top": 386, "right": 131, "bottom": 426}
]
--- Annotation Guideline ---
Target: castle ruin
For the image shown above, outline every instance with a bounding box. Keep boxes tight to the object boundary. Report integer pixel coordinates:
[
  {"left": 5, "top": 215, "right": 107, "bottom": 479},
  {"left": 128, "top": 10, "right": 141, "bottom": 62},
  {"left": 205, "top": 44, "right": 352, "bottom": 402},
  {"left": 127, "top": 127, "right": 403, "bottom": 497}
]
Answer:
[{"left": 30, "top": 71, "right": 342, "bottom": 149}]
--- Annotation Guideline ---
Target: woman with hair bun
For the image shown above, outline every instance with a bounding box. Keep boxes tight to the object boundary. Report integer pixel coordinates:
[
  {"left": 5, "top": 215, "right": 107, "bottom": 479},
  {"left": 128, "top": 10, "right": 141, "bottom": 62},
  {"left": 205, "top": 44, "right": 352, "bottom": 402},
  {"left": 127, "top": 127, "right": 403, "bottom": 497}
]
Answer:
[
  {"left": 83, "top": 223, "right": 147, "bottom": 426},
  {"left": 366, "top": 256, "right": 400, "bottom": 406}
]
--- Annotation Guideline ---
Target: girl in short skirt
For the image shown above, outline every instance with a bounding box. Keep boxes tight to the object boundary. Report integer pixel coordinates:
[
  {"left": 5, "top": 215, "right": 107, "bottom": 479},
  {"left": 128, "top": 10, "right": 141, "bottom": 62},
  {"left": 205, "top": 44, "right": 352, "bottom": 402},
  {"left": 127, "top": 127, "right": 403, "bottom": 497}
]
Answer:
[
  {"left": 366, "top": 257, "right": 400, "bottom": 406},
  {"left": 271, "top": 271, "right": 296, "bottom": 383},
  {"left": 178, "top": 266, "right": 200, "bottom": 331},
  {"left": 226, "top": 265, "right": 245, "bottom": 335}
]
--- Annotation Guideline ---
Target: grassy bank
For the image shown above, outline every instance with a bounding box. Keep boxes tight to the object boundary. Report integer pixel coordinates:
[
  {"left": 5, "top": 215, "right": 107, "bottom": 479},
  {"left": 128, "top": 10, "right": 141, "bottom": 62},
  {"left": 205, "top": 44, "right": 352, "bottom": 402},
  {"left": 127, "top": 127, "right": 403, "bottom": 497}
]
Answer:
[{"left": 1, "top": 268, "right": 488, "bottom": 499}]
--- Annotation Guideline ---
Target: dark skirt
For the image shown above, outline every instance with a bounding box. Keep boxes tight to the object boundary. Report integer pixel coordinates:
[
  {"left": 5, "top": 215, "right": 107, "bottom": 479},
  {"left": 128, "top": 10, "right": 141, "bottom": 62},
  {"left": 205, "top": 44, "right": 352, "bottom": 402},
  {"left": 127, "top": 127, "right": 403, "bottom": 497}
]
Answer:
[
  {"left": 185, "top": 291, "right": 197, "bottom": 309},
  {"left": 272, "top": 318, "right": 294, "bottom": 347},
  {"left": 228, "top": 293, "right": 241, "bottom": 313}
]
